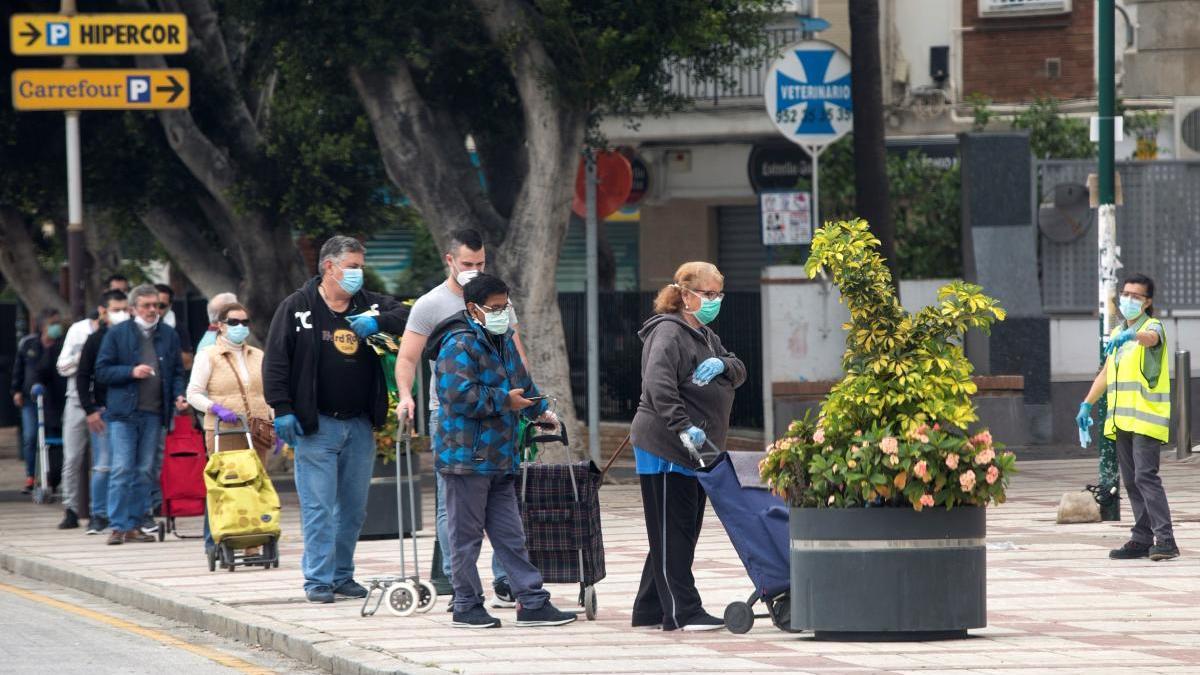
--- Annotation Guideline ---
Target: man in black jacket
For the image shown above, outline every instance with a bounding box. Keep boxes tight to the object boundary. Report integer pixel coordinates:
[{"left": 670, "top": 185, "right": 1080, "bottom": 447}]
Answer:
[
  {"left": 76, "top": 290, "right": 128, "bottom": 534},
  {"left": 11, "top": 308, "right": 63, "bottom": 493},
  {"left": 264, "top": 236, "right": 409, "bottom": 604}
]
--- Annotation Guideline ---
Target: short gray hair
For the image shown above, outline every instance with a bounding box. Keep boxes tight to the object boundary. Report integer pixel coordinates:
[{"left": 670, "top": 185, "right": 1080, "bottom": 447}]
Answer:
[
  {"left": 206, "top": 292, "right": 238, "bottom": 322},
  {"left": 319, "top": 236, "right": 366, "bottom": 273},
  {"left": 128, "top": 284, "right": 159, "bottom": 307}
]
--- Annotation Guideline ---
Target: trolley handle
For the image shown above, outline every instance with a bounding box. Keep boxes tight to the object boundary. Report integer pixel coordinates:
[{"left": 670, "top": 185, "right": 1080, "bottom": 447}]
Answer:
[{"left": 213, "top": 414, "right": 253, "bottom": 453}]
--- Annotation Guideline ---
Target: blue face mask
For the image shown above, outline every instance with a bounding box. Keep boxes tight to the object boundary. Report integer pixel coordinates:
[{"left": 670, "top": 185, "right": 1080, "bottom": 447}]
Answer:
[
  {"left": 1119, "top": 296, "right": 1144, "bottom": 321},
  {"left": 337, "top": 265, "right": 364, "bottom": 295},
  {"left": 225, "top": 324, "right": 250, "bottom": 345}
]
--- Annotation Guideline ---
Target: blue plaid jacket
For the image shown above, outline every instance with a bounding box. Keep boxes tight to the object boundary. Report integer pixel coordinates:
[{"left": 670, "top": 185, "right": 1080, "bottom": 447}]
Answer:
[{"left": 430, "top": 312, "right": 548, "bottom": 476}]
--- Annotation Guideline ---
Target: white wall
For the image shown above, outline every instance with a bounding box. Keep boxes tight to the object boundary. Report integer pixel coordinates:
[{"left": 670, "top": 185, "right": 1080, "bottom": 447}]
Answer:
[
  {"left": 890, "top": 0, "right": 956, "bottom": 92},
  {"left": 642, "top": 143, "right": 756, "bottom": 203},
  {"left": 1051, "top": 315, "right": 1200, "bottom": 381}
]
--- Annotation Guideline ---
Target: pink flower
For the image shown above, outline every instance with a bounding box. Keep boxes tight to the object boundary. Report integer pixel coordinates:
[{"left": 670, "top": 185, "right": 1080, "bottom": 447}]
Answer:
[
  {"left": 986, "top": 465, "right": 1000, "bottom": 485},
  {"left": 974, "top": 447, "right": 996, "bottom": 465},
  {"left": 972, "top": 430, "right": 993, "bottom": 446},
  {"left": 933, "top": 423, "right": 941, "bottom": 431},
  {"left": 945, "top": 453, "right": 959, "bottom": 470},
  {"left": 920, "top": 494, "right": 935, "bottom": 507},
  {"left": 917, "top": 434, "right": 930, "bottom": 444},
  {"left": 959, "top": 471, "right": 977, "bottom": 491},
  {"left": 880, "top": 436, "right": 899, "bottom": 455},
  {"left": 813, "top": 428, "right": 826, "bottom": 444},
  {"left": 913, "top": 460, "right": 929, "bottom": 480}
]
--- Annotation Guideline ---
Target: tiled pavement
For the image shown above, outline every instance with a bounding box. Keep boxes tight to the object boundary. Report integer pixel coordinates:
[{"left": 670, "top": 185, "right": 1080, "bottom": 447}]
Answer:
[{"left": 1, "top": 453, "right": 1199, "bottom": 674}]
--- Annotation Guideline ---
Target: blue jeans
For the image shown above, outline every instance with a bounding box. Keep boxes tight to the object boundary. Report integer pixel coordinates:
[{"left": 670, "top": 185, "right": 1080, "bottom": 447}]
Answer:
[
  {"left": 89, "top": 418, "right": 112, "bottom": 520},
  {"left": 431, "top": 410, "right": 507, "bottom": 586},
  {"left": 293, "top": 414, "right": 375, "bottom": 592},
  {"left": 107, "top": 411, "right": 163, "bottom": 532},
  {"left": 20, "top": 402, "right": 37, "bottom": 478},
  {"left": 443, "top": 473, "right": 548, "bottom": 612}
]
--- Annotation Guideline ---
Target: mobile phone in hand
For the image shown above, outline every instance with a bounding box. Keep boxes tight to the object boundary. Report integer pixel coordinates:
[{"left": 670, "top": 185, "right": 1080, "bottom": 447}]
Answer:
[{"left": 525, "top": 395, "right": 548, "bottom": 402}]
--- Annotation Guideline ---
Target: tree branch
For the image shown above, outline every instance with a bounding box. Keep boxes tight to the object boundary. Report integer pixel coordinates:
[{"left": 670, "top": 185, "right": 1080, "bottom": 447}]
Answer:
[
  {"left": 0, "top": 206, "right": 70, "bottom": 316},
  {"left": 350, "top": 62, "right": 506, "bottom": 248},
  {"left": 140, "top": 205, "right": 239, "bottom": 297}
]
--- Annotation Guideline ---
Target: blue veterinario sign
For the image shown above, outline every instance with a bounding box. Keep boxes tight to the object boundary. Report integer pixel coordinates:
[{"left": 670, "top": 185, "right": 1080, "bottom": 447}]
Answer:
[{"left": 765, "top": 39, "right": 853, "bottom": 148}]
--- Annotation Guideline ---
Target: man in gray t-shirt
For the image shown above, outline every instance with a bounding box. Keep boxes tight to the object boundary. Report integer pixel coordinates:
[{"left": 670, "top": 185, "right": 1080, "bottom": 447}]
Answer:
[{"left": 394, "top": 229, "right": 525, "bottom": 607}]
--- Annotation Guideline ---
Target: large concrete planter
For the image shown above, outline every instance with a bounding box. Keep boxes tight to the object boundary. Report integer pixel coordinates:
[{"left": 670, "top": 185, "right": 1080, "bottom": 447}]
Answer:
[{"left": 790, "top": 506, "right": 986, "bottom": 640}]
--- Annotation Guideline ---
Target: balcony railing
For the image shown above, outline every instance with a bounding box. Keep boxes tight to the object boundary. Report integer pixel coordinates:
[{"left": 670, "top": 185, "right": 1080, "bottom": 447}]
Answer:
[
  {"left": 978, "top": 0, "right": 1071, "bottom": 18},
  {"left": 666, "top": 27, "right": 800, "bottom": 105}
]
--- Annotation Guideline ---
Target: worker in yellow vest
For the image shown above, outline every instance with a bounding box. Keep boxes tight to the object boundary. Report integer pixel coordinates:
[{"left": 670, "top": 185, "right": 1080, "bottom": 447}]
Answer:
[{"left": 1076, "top": 273, "right": 1179, "bottom": 561}]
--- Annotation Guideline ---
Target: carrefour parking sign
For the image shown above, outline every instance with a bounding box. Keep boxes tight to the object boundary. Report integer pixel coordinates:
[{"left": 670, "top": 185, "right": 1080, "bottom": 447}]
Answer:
[{"left": 765, "top": 40, "right": 853, "bottom": 147}]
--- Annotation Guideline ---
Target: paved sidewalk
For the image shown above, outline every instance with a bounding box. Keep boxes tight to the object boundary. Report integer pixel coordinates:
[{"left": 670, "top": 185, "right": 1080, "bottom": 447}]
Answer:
[{"left": 1, "top": 452, "right": 1198, "bottom": 674}]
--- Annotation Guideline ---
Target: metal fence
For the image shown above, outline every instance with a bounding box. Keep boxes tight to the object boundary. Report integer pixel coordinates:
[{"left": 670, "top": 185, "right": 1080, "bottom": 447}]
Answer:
[
  {"left": 1038, "top": 160, "right": 1200, "bottom": 313},
  {"left": 665, "top": 27, "right": 798, "bottom": 105},
  {"left": 559, "top": 292, "right": 763, "bottom": 429}
]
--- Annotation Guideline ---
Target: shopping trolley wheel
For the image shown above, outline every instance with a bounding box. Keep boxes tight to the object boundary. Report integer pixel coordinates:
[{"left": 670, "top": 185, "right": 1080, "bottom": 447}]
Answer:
[
  {"left": 583, "top": 586, "right": 597, "bottom": 621},
  {"left": 221, "top": 544, "right": 236, "bottom": 572},
  {"left": 206, "top": 547, "right": 217, "bottom": 572},
  {"left": 724, "top": 601, "right": 754, "bottom": 634},
  {"left": 415, "top": 580, "right": 437, "bottom": 613},
  {"left": 157, "top": 522, "right": 166, "bottom": 542},
  {"left": 385, "top": 581, "right": 419, "bottom": 617}
]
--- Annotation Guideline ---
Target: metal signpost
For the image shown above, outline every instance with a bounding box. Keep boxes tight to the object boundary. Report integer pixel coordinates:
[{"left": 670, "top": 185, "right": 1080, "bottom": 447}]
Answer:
[
  {"left": 8, "top": 8, "right": 188, "bottom": 316},
  {"left": 763, "top": 39, "right": 853, "bottom": 238}
]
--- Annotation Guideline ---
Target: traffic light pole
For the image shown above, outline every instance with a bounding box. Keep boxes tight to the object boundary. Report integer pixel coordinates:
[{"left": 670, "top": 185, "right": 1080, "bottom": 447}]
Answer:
[{"left": 1096, "top": 0, "right": 1121, "bottom": 521}]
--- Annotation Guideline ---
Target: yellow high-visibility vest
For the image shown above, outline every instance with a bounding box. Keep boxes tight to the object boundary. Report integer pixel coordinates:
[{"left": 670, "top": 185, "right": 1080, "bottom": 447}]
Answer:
[{"left": 1104, "top": 316, "right": 1170, "bottom": 443}]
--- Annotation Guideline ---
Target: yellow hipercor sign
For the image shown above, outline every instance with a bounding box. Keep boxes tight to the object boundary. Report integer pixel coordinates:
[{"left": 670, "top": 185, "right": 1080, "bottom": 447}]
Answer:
[
  {"left": 12, "top": 69, "right": 190, "bottom": 110},
  {"left": 9, "top": 14, "right": 187, "bottom": 55}
]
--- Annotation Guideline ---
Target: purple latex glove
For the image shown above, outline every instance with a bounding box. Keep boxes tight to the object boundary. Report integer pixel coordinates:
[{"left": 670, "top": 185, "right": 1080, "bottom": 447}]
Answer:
[
  {"left": 209, "top": 402, "right": 239, "bottom": 424},
  {"left": 273, "top": 435, "right": 284, "bottom": 455}
]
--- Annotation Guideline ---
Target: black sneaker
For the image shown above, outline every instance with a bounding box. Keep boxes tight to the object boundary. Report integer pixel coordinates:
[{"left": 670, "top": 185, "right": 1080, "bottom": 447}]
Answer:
[
  {"left": 86, "top": 517, "right": 109, "bottom": 535},
  {"left": 140, "top": 516, "right": 159, "bottom": 535},
  {"left": 515, "top": 602, "right": 577, "bottom": 627},
  {"left": 680, "top": 611, "right": 725, "bottom": 632},
  {"left": 452, "top": 605, "right": 502, "bottom": 628},
  {"left": 333, "top": 579, "right": 368, "bottom": 598},
  {"left": 57, "top": 508, "right": 79, "bottom": 530},
  {"left": 1150, "top": 539, "right": 1180, "bottom": 561},
  {"left": 306, "top": 586, "right": 335, "bottom": 604},
  {"left": 489, "top": 579, "right": 516, "bottom": 608},
  {"left": 1109, "top": 540, "right": 1151, "bottom": 559}
]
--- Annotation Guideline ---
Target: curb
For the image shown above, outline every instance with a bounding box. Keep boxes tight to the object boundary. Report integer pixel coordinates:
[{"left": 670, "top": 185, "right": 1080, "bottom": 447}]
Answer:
[{"left": 0, "top": 547, "right": 449, "bottom": 675}]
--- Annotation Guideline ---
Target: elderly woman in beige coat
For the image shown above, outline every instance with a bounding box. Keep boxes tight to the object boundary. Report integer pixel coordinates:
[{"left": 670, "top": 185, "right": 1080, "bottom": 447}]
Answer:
[{"left": 186, "top": 302, "right": 273, "bottom": 554}]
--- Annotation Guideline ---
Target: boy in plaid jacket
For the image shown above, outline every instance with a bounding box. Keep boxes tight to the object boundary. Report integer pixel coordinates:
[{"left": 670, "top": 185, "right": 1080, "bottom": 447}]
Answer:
[{"left": 425, "top": 273, "right": 576, "bottom": 629}]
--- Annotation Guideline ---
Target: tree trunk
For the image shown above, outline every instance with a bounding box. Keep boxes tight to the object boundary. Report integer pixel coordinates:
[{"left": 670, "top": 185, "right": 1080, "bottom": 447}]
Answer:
[
  {"left": 849, "top": 0, "right": 899, "bottom": 293},
  {"left": 0, "top": 206, "right": 70, "bottom": 317}
]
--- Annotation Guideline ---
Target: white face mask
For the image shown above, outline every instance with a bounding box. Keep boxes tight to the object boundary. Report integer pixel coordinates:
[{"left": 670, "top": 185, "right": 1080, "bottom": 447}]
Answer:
[
  {"left": 107, "top": 310, "right": 130, "bottom": 326},
  {"left": 450, "top": 257, "right": 482, "bottom": 287},
  {"left": 135, "top": 314, "right": 159, "bottom": 330}
]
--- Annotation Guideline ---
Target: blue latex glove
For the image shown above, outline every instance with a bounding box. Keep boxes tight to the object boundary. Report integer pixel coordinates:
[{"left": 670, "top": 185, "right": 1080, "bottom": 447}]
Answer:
[
  {"left": 1104, "top": 328, "right": 1136, "bottom": 357},
  {"left": 30, "top": 383, "right": 45, "bottom": 398},
  {"left": 274, "top": 414, "right": 302, "bottom": 447},
  {"left": 692, "top": 357, "right": 726, "bottom": 386},
  {"left": 1075, "top": 402, "right": 1094, "bottom": 434},
  {"left": 209, "top": 402, "right": 239, "bottom": 424},
  {"left": 680, "top": 425, "right": 707, "bottom": 452},
  {"left": 348, "top": 315, "right": 378, "bottom": 339}
]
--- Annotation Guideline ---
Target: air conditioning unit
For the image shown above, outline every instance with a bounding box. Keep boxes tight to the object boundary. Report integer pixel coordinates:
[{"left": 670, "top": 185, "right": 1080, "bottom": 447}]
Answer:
[
  {"left": 1174, "top": 97, "right": 1200, "bottom": 160},
  {"left": 978, "top": 0, "right": 1071, "bottom": 18}
]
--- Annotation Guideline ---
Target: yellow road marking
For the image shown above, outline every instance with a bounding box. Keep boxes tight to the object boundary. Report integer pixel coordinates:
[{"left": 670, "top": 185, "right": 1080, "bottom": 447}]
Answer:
[{"left": 0, "top": 581, "right": 276, "bottom": 674}]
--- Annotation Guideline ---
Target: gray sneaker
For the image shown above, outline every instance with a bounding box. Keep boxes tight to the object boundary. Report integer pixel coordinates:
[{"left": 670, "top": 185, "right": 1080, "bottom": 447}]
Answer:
[
  {"left": 515, "top": 602, "right": 577, "bottom": 627},
  {"left": 1150, "top": 539, "right": 1180, "bottom": 561}
]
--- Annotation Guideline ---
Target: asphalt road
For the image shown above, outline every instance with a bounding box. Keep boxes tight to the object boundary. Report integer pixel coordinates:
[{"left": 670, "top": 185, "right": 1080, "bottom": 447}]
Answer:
[{"left": 0, "top": 572, "right": 323, "bottom": 675}]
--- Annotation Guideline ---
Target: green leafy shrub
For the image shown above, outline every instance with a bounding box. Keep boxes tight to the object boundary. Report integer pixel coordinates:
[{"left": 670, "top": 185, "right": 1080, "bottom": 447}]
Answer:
[{"left": 759, "top": 219, "right": 1015, "bottom": 510}]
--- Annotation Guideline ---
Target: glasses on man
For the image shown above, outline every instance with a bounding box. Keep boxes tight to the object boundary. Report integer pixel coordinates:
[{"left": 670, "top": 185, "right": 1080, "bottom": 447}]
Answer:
[
  {"left": 478, "top": 302, "right": 512, "bottom": 313},
  {"left": 223, "top": 318, "right": 250, "bottom": 327},
  {"left": 156, "top": 302, "right": 170, "bottom": 310},
  {"left": 1120, "top": 291, "right": 1147, "bottom": 302}
]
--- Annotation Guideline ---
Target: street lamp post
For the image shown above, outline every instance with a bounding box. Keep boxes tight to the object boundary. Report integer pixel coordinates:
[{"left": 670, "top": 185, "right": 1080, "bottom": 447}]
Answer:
[{"left": 1096, "top": 0, "right": 1121, "bottom": 521}]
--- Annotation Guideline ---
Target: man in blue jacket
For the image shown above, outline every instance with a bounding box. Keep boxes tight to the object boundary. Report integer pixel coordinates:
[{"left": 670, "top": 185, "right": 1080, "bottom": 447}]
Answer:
[
  {"left": 426, "top": 274, "right": 575, "bottom": 629},
  {"left": 96, "top": 284, "right": 188, "bottom": 546}
]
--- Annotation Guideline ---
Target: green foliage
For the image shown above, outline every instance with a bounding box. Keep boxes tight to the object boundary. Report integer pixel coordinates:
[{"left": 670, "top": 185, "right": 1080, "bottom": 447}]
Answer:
[
  {"left": 1012, "top": 97, "right": 1095, "bottom": 159},
  {"left": 391, "top": 210, "right": 447, "bottom": 298},
  {"left": 759, "top": 220, "right": 1012, "bottom": 509},
  {"left": 796, "top": 136, "right": 962, "bottom": 279},
  {"left": 966, "top": 93, "right": 993, "bottom": 132}
]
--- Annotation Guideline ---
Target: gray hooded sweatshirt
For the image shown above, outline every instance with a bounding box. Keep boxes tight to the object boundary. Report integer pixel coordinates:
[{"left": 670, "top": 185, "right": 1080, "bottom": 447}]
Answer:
[{"left": 630, "top": 313, "right": 747, "bottom": 469}]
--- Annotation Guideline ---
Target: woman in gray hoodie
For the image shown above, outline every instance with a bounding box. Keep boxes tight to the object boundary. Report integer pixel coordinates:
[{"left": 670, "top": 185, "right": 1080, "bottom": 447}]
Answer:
[{"left": 629, "top": 262, "right": 747, "bottom": 632}]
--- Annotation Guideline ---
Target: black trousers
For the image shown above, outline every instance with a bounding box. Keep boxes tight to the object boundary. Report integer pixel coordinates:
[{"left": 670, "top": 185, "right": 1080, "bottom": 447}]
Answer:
[{"left": 632, "top": 472, "right": 707, "bottom": 629}]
